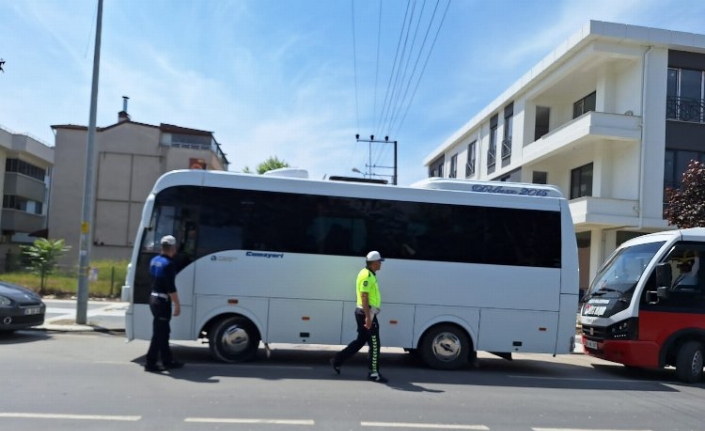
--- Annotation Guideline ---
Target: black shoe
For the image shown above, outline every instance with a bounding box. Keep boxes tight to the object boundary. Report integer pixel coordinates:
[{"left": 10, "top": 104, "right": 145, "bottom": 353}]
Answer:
[
  {"left": 144, "top": 364, "right": 165, "bottom": 373},
  {"left": 163, "top": 361, "right": 184, "bottom": 370},
  {"left": 368, "top": 373, "right": 388, "bottom": 383},
  {"left": 329, "top": 358, "right": 341, "bottom": 375}
]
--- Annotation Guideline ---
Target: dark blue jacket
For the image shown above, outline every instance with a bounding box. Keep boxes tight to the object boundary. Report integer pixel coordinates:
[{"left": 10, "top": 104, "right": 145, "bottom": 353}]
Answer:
[{"left": 150, "top": 255, "right": 177, "bottom": 295}]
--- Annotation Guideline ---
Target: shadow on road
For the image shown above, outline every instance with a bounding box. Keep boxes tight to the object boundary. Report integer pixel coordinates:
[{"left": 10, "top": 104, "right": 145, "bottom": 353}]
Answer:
[
  {"left": 125, "top": 343, "right": 693, "bottom": 392},
  {"left": 0, "top": 330, "right": 52, "bottom": 344}
]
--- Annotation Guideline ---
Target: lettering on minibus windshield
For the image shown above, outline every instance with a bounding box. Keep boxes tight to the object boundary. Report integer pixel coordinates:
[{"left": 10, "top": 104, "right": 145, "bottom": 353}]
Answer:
[{"left": 471, "top": 185, "right": 549, "bottom": 197}]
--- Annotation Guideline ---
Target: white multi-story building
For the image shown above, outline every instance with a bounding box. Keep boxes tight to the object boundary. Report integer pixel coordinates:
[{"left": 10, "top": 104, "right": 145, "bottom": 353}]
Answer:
[
  {"left": 423, "top": 21, "right": 705, "bottom": 291},
  {"left": 0, "top": 125, "right": 54, "bottom": 270}
]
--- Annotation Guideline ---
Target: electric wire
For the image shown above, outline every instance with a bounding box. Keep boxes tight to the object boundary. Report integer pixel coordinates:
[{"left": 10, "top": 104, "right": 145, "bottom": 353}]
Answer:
[
  {"left": 375, "top": 0, "right": 411, "bottom": 136},
  {"left": 351, "top": 0, "right": 360, "bottom": 132},
  {"left": 386, "top": 0, "right": 426, "bottom": 136},
  {"left": 393, "top": 0, "right": 451, "bottom": 137},
  {"left": 379, "top": 0, "right": 417, "bottom": 136},
  {"left": 372, "top": 1, "right": 382, "bottom": 129},
  {"left": 389, "top": 0, "right": 434, "bottom": 134}
]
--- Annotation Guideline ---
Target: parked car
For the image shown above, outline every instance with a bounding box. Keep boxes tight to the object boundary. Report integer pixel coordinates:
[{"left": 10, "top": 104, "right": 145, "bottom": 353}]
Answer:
[{"left": 0, "top": 282, "right": 45, "bottom": 332}]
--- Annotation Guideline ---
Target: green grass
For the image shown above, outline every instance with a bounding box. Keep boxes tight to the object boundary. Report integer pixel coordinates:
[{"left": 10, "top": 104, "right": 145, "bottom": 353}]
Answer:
[{"left": 1, "top": 259, "right": 129, "bottom": 299}]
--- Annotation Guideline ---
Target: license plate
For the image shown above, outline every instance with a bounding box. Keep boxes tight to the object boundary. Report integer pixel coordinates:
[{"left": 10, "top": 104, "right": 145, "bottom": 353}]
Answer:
[
  {"left": 24, "top": 307, "right": 41, "bottom": 315},
  {"left": 585, "top": 339, "right": 599, "bottom": 350}
]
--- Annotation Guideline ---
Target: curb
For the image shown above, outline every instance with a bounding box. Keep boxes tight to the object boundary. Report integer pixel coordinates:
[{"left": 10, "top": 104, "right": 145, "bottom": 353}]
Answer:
[{"left": 32, "top": 324, "right": 125, "bottom": 334}]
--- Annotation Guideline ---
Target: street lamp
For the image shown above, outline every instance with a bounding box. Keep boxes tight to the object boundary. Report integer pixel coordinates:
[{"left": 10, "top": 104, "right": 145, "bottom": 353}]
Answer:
[{"left": 352, "top": 167, "right": 364, "bottom": 177}]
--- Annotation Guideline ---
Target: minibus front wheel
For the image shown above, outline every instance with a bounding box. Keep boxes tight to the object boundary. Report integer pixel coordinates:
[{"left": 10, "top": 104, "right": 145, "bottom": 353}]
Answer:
[
  {"left": 209, "top": 315, "right": 261, "bottom": 363},
  {"left": 675, "top": 340, "right": 704, "bottom": 383}
]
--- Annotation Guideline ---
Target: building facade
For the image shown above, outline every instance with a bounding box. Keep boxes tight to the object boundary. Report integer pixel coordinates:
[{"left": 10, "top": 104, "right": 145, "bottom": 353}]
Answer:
[
  {"left": 0, "top": 126, "right": 54, "bottom": 270},
  {"left": 423, "top": 21, "right": 705, "bottom": 291},
  {"left": 49, "top": 104, "right": 229, "bottom": 265}
]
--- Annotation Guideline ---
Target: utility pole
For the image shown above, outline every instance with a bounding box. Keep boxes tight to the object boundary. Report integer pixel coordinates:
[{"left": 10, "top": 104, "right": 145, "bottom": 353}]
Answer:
[
  {"left": 355, "top": 135, "right": 398, "bottom": 185},
  {"left": 76, "top": 0, "right": 103, "bottom": 324}
]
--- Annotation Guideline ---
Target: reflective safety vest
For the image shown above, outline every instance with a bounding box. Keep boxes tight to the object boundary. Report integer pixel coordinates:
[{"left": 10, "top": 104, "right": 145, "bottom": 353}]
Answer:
[{"left": 356, "top": 268, "right": 381, "bottom": 308}]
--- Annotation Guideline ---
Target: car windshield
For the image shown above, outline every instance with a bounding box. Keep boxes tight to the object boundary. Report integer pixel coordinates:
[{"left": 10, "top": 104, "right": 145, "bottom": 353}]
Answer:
[{"left": 586, "top": 241, "right": 666, "bottom": 297}]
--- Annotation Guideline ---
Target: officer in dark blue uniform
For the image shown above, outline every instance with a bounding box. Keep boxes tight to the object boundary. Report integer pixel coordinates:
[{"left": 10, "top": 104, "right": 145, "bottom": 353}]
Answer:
[{"left": 144, "top": 235, "right": 184, "bottom": 372}]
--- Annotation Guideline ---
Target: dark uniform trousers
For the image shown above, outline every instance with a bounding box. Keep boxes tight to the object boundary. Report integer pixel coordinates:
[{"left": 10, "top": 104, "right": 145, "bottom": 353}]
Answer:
[
  {"left": 146, "top": 296, "right": 173, "bottom": 366},
  {"left": 335, "top": 309, "right": 381, "bottom": 374}
]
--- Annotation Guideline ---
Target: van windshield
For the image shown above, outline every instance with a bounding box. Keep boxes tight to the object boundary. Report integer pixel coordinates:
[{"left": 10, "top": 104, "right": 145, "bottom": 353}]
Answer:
[{"left": 586, "top": 241, "right": 666, "bottom": 298}]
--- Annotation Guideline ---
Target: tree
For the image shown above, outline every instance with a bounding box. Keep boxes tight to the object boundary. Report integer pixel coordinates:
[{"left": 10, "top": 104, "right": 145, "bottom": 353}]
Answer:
[
  {"left": 21, "top": 238, "right": 71, "bottom": 295},
  {"left": 242, "top": 156, "right": 290, "bottom": 175},
  {"left": 664, "top": 159, "right": 705, "bottom": 228}
]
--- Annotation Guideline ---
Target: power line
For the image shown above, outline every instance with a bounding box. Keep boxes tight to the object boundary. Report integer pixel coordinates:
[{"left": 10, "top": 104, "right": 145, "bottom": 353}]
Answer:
[
  {"left": 389, "top": 0, "right": 434, "bottom": 133},
  {"left": 372, "top": 1, "right": 382, "bottom": 127},
  {"left": 375, "top": 0, "right": 411, "bottom": 135},
  {"left": 351, "top": 0, "right": 360, "bottom": 132},
  {"left": 393, "top": 0, "right": 451, "bottom": 137}
]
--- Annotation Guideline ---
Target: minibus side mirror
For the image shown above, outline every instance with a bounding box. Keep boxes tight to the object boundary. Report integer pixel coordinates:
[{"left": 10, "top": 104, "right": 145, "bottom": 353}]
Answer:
[{"left": 655, "top": 262, "right": 672, "bottom": 299}]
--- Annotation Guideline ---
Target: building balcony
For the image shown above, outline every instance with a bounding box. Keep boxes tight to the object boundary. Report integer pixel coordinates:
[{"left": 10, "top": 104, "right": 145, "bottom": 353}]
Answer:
[
  {"left": 523, "top": 111, "right": 641, "bottom": 165},
  {"left": 1, "top": 209, "right": 45, "bottom": 234},
  {"left": 3, "top": 173, "right": 47, "bottom": 203},
  {"left": 568, "top": 196, "right": 668, "bottom": 232}
]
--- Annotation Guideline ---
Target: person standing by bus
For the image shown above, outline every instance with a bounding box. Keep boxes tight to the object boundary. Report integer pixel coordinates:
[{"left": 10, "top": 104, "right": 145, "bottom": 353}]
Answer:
[
  {"left": 145, "top": 235, "right": 184, "bottom": 372},
  {"left": 330, "top": 251, "right": 388, "bottom": 383}
]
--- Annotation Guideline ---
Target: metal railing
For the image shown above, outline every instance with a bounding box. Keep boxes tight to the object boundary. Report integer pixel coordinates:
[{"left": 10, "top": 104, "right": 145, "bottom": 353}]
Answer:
[
  {"left": 666, "top": 96, "right": 705, "bottom": 123},
  {"left": 487, "top": 146, "right": 496, "bottom": 168},
  {"left": 501, "top": 138, "right": 512, "bottom": 160}
]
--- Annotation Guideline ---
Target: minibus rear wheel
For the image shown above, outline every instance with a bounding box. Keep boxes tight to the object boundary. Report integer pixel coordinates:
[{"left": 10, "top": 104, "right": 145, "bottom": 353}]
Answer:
[
  {"left": 209, "top": 316, "right": 261, "bottom": 363},
  {"left": 419, "top": 324, "right": 470, "bottom": 370}
]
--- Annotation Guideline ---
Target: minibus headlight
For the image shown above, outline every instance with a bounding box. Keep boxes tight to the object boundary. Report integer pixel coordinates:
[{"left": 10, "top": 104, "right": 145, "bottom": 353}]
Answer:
[{"left": 607, "top": 318, "right": 638, "bottom": 340}]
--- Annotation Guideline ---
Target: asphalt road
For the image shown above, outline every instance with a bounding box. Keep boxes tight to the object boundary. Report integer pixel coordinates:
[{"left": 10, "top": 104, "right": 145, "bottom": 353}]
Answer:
[{"left": 1, "top": 330, "right": 704, "bottom": 431}]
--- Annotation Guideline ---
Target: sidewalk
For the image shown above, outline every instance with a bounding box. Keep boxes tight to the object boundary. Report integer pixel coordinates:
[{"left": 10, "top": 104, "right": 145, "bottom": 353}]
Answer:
[{"left": 39, "top": 299, "right": 128, "bottom": 333}]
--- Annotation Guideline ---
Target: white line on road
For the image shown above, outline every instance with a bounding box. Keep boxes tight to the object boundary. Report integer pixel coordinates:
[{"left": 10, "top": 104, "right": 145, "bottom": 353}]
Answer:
[
  {"left": 361, "top": 422, "right": 489, "bottom": 430},
  {"left": 185, "top": 418, "right": 315, "bottom": 425},
  {"left": 0, "top": 413, "right": 140, "bottom": 421},
  {"left": 533, "top": 428, "right": 652, "bottom": 431},
  {"left": 508, "top": 375, "right": 642, "bottom": 383}
]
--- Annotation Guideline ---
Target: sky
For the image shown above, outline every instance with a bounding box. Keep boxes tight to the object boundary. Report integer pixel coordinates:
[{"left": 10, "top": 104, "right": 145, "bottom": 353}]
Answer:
[{"left": 1, "top": 0, "right": 704, "bottom": 186}]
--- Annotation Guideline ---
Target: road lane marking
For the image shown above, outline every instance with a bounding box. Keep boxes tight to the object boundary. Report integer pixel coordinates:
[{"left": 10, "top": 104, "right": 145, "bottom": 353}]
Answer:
[
  {"left": 361, "top": 422, "right": 489, "bottom": 430},
  {"left": 185, "top": 418, "right": 314, "bottom": 425},
  {"left": 533, "top": 428, "right": 652, "bottom": 431},
  {"left": 508, "top": 375, "right": 643, "bottom": 383},
  {"left": 0, "top": 413, "right": 140, "bottom": 421}
]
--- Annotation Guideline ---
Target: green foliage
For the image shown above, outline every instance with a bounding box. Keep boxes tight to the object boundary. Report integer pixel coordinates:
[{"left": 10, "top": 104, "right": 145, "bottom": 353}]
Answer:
[
  {"left": 1, "top": 259, "right": 128, "bottom": 299},
  {"left": 242, "top": 156, "right": 289, "bottom": 174},
  {"left": 256, "top": 156, "right": 290, "bottom": 174},
  {"left": 664, "top": 159, "right": 705, "bottom": 228},
  {"left": 21, "top": 238, "right": 70, "bottom": 295}
]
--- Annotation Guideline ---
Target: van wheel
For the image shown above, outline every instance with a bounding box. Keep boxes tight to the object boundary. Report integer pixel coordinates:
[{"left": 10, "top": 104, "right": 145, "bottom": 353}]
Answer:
[
  {"left": 209, "top": 316, "right": 260, "bottom": 363},
  {"left": 675, "top": 341, "right": 704, "bottom": 383},
  {"left": 419, "top": 324, "right": 470, "bottom": 370}
]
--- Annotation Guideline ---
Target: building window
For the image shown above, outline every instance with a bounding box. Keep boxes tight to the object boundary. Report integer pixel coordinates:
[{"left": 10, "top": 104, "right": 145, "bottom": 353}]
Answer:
[
  {"left": 2, "top": 195, "right": 42, "bottom": 214},
  {"left": 429, "top": 156, "right": 445, "bottom": 178},
  {"left": 488, "top": 115, "right": 498, "bottom": 173},
  {"left": 532, "top": 171, "right": 547, "bottom": 184},
  {"left": 667, "top": 67, "right": 705, "bottom": 123},
  {"left": 5, "top": 159, "right": 46, "bottom": 181},
  {"left": 449, "top": 154, "right": 458, "bottom": 178},
  {"left": 502, "top": 103, "right": 513, "bottom": 162},
  {"left": 466, "top": 141, "right": 476, "bottom": 178},
  {"left": 663, "top": 149, "right": 705, "bottom": 206},
  {"left": 573, "top": 92, "right": 596, "bottom": 119},
  {"left": 570, "top": 163, "right": 593, "bottom": 199},
  {"left": 534, "top": 106, "right": 550, "bottom": 141}
]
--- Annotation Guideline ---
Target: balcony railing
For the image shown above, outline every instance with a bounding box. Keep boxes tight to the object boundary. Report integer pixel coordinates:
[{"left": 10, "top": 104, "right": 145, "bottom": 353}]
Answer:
[
  {"left": 487, "top": 146, "right": 496, "bottom": 168},
  {"left": 501, "top": 138, "right": 512, "bottom": 160},
  {"left": 667, "top": 96, "right": 705, "bottom": 123},
  {"left": 466, "top": 160, "right": 476, "bottom": 177}
]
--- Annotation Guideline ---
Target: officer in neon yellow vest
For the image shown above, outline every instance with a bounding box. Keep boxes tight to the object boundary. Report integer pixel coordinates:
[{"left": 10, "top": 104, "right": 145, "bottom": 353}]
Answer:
[{"left": 331, "top": 251, "right": 387, "bottom": 383}]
